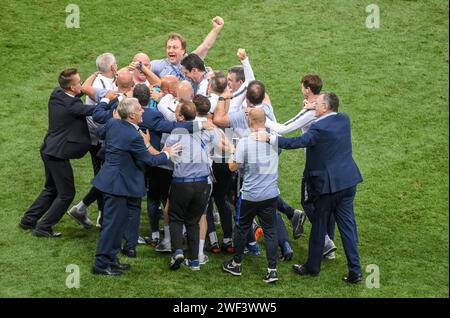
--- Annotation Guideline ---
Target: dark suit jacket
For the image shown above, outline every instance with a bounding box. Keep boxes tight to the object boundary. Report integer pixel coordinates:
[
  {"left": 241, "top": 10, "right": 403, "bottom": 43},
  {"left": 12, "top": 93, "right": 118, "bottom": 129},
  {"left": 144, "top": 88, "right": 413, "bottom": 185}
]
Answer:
[
  {"left": 93, "top": 100, "right": 195, "bottom": 150},
  {"left": 278, "top": 113, "right": 362, "bottom": 196},
  {"left": 92, "top": 119, "right": 168, "bottom": 198},
  {"left": 40, "top": 88, "right": 96, "bottom": 159}
]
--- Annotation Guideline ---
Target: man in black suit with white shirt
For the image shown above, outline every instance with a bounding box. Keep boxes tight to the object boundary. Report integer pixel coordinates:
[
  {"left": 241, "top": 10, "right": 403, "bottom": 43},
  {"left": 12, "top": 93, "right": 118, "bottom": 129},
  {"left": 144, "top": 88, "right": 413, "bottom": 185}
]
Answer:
[{"left": 19, "top": 69, "right": 96, "bottom": 237}]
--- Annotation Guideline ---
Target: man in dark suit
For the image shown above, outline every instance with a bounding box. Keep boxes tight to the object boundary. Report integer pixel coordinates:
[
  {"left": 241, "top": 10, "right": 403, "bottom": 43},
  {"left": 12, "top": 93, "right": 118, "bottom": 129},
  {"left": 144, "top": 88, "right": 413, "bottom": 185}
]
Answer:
[
  {"left": 19, "top": 69, "right": 96, "bottom": 237},
  {"left": 91, "top": 97, "right": 179, "bottom": 276},
  {"left": 91, "top": 84, "right": 210, "bottom": 257},
  {"left": 257, "top": 92, "right": 363, "bottom": 283}
]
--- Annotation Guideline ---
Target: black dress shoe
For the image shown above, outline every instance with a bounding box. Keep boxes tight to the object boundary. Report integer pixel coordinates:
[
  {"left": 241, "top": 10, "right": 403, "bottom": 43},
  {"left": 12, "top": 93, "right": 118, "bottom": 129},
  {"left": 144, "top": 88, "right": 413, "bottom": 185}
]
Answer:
[
  {"left": 111, "top": 259, "right": 131, "bottom": 270},
  {"left": 121, "top": 249, "right": 137, "bottom": 258},
  {"left": 292, "top": 264, "right": 319, "bottom": 277},
  {"left": 33, "top": 228, "right": 62, "bottom": 238},
  {"left": 343, "top": 272, "right": 363, "bottom": 284},
  {"left": 92, "top": 266, "right": 122, "bottom": 276},
  {"left": 18, "top": 221, "right": 35, "bottom": 230}
]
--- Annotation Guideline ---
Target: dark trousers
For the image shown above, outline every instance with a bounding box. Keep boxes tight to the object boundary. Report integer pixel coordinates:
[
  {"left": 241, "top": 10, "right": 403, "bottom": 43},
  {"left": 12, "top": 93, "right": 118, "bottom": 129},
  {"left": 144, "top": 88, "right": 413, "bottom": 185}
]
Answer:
[
  {"left": 169, "top": 181, "right": 211, "bottom": 260},
  {"left": 206, "top": 162, "right": 233, "bottom": 239},
  {"left": 305, "top": 186, "right": 361, "bottom": 275},
  {"left": 82, "top": 144, "right": 104, "bottom": 212},
  {"left": 123, "top": 198, "right": 142, "bottom": 251},
  {"left": 234, "top": 196, "right": 278, "bottom": 269},
  {"left": 146, "top": 167, "right": 173, "bottom": 234},
  {"left": 276, "top": 211, "right": 289, "bottom": 245},
  {"left": 22, "top": 151, "right": 75, "bottom": 231},
  {"left": 277, "top": 196, "right": 295, "bottom": 219},
  {"left": 95, "top": 194, "right": 141, "bottom": 268}
]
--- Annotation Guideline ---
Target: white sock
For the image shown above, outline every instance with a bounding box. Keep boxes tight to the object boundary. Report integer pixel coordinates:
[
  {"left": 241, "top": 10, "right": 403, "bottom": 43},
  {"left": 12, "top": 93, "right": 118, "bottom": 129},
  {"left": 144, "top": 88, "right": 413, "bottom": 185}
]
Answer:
[
  {"left": 76, "top": 201, "right": 87, "bottom": 212},
  {"left": 209, "top": 232, "right": 218, "bottom": 245},
  {"left": 152, "top": 231, "right": 160, "bottom": 240},
  {"left": 248, "top": 241, "right": 256, "bottom": 246},
  {"left": 199, "top": 240, "right": 205, "bottom": 257},
  {"left": 268, "top": 268, "right": 277, "bottom": 272},
  {"left": 163, "top": 226, "right": 170, "bottom": 242}
]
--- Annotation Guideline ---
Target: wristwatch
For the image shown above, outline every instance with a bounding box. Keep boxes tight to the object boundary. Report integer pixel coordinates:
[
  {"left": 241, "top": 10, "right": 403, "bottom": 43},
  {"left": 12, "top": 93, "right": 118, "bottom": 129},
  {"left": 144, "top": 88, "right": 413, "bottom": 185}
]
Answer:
[{"left": 218, "top": 96, "right": 229, "bottom": 101}]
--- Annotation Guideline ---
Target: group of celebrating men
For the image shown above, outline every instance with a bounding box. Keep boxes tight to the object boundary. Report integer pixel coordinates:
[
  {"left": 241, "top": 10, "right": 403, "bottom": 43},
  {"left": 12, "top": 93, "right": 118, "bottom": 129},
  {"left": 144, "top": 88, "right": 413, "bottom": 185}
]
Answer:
[{"left": 19, "top": 16, "right": 363, "bottom": 284}]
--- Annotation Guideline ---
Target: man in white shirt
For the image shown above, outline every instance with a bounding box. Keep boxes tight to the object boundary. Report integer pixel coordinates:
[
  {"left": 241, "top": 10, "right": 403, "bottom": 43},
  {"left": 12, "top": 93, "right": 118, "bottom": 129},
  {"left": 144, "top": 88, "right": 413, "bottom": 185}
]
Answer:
[{"left": 227, "top": 48, "right": 255, "bottom": 113}]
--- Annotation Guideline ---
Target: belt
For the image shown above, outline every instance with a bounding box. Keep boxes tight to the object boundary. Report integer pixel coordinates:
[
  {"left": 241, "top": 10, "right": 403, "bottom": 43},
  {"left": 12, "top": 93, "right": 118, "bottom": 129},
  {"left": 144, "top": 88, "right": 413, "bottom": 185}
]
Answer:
[{"left": 173, "top": 176, "right": 208, "bottom": 183}]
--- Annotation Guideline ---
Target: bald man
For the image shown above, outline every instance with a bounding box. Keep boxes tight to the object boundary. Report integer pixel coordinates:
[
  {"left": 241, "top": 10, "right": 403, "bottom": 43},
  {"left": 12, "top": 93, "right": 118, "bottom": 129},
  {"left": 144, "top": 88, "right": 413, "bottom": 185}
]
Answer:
[
  {"left": 157, "top": 80, "right": 193, "bottom": 122},
  {"left": 223, "top": 108, "right": 280, "bottom": 283},
  {"left": 132, "top": 53, "right": 161, "bottom": 87},
  {"left": 160, "top": 75, "right": 179, "bottom": 96}
]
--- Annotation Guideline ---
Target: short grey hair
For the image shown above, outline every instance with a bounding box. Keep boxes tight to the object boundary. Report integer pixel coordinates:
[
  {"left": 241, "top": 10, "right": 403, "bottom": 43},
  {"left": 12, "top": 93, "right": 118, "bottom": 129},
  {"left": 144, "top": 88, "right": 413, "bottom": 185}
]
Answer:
[
  {"left": 96, "top": 53, "right": 116, "bottom": 73},
  {"left": 322, "top": 92, "right": 340, "bottom": 112},
  {"left": 117, "top": 97, "right": 139, "bottom": 119}
]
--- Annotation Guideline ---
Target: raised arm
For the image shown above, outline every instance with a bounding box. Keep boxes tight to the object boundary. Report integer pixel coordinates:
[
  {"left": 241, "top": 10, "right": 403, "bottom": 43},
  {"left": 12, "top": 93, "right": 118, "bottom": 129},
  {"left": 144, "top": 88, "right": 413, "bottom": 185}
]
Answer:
[
  {"left": 192, "top": 17, "right": 225, "bottom": 59},
  {"left": 229, "top": 49, "right": 255, "bottom": 112},
  {"left": 212, "top": 92, "right": 232, "bottom": 127},
  {"left": 81, "top": 72, "right": 99, "bottom": 100}
]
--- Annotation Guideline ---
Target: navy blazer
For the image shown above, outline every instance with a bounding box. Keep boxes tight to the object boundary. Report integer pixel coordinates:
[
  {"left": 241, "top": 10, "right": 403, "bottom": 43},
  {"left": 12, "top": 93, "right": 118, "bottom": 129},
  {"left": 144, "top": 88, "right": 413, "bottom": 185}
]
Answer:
[
  {"left": 41, "top": 88, "right": 95, "bottom": 159},
  {"left": 92, "top": 119, "right": 168, "bottom": 198},
  {"left": 278, "top": 113, "right": 362, "bottom": 195},
  {"left": 93, "top": 101, "right": 195, "bottom": 151}
]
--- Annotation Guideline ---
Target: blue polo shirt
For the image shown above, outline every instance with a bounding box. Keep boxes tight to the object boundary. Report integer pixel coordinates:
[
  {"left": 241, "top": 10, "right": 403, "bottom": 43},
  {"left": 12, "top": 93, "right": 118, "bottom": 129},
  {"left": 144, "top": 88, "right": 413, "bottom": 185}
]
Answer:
[
  {"left": 151, "top": 58, "right": 185, "bottom": 81},
  {"left": 165, "top": 128, "right": 219, "bottom": 179},
  {"left": 234, "top": 135, "right": 280, "bottom": 202}
]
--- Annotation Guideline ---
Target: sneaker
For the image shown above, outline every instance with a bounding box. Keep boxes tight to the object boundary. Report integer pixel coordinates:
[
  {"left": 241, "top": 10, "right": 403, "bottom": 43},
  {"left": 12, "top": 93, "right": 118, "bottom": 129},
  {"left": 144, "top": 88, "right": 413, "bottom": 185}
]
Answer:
[
  {"left": 184, "top": 259, "right": 200, "bottom": 271},
  {"left": 280, "top": 241, "right": 293, "bottom": 261},
  {"left": 291, "top": 210, "right": 306, "bottom": 240},
  {"left": 263, "top": 270, "right": 279, "bottom": 283},
  {"left": 323, "top": 238, "right": 337, "bottom": 257},
  {"left": 199, "top": 254, "right": 209, "bottom": 265},
  {"left": 208, "top": 242, "right": 221, "bottom": 254},
  {"left": 67, "top": 206, "right": 94, "bottom": 229},
  {"left": 244, "top": 242, "right": 260, "bottom": 256},
  {"left": 325, "top": 251, "right": 336, "bottom": 260},
  {"left": 221, "top": 241, "right": 234, "bottom": 254},
  {"left": 147, "top": 237, "right": 160, "bottom": 247},
  {"left": 155, "top": 240, "right": 171, "bottom": 253},
  {"left": 137, "top": 236, "right": 147, "bottom": 245},
  {"left": 170, "top": 250, "right": 185, "bottom": 270},
  {"left": 222, "top": 259, "right": 241, "bottom": 276},
  {"left": 96, "top": 211, "right": 102, "bottom": 228}
]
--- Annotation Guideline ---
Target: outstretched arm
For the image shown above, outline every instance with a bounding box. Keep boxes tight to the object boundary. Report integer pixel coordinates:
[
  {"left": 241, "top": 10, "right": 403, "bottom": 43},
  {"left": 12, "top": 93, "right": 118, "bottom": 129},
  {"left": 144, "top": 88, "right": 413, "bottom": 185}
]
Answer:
[
  {"left": 265, "top": 109, "right": 316, "bottom": 135},
  {"left": 192, "top": 17, "right": 225, "bottom": 59}
]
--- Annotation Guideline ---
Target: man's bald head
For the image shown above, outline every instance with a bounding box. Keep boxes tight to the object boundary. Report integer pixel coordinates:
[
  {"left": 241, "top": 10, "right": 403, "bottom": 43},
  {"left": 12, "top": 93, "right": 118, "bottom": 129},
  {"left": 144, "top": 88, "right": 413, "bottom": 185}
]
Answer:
[
  {"left": 116, "top": 69, "right": 133, "bottom": 89},
  {"left": 248, "top": 108, "right": 266, "bottom": 129},
  {"left": 132, "top": 53, "right": 151, "bottom": 83},
  {"left": 133, "top": 53, "right": 150, "bottom": 64},
  {"left": 177, "top": 80, "right": 194, "bottom": 101},
  {"left": 161, "top": 75, "right": 179, "bottom": 95}
]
